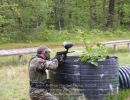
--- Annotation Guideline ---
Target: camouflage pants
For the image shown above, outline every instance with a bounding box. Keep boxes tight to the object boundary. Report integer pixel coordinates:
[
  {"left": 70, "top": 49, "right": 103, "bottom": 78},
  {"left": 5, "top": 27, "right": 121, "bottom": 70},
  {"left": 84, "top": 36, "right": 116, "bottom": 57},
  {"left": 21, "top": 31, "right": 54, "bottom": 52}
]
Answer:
[{"left": 30, "top": 88, "right": 58, "bottom": 100}]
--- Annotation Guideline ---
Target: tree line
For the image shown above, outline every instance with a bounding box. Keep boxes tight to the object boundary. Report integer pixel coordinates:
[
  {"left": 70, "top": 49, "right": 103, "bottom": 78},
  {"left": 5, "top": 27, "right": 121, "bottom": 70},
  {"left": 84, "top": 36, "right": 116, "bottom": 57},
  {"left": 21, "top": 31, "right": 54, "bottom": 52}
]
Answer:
[{"left": 0, "top": 0, "right": 130, "bottom": 42}]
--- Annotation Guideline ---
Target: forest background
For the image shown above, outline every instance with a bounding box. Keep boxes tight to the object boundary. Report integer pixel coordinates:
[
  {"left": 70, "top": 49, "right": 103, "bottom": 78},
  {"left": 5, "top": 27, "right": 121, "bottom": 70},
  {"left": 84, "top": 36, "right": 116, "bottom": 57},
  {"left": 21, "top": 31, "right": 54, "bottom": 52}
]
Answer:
[{"left": 0, "top": 0, "right": 130, "bottom": 44}]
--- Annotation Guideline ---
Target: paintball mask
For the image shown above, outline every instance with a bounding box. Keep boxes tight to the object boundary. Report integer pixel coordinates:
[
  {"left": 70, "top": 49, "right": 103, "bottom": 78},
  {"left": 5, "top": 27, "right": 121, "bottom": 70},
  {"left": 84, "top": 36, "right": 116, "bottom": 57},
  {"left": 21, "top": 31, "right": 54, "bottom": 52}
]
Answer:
[
  {"left": 44, "top": 48, "right": 51, "bottom": 60},
  {"left": 37, "top": 47, "right": 51, "bottom": 60}
]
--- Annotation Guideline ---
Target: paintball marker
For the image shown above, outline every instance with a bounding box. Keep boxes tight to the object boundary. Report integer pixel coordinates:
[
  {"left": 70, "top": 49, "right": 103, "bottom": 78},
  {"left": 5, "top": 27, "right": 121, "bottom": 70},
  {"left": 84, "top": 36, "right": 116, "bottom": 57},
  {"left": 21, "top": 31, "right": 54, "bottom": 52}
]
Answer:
[{"left": 55, "top": 42, "right": 73, "bottom": 63}]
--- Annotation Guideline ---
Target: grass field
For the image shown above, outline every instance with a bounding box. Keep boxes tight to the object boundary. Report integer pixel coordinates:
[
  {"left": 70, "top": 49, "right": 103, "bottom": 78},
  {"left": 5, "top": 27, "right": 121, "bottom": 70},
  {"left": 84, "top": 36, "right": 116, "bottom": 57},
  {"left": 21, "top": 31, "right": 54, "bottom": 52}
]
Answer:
[
  {"left": 0, "top": 31, "right": 130, "bottom": 50},
  {"left": 0, "top": 44, "right": 130, "bottom": 100}
]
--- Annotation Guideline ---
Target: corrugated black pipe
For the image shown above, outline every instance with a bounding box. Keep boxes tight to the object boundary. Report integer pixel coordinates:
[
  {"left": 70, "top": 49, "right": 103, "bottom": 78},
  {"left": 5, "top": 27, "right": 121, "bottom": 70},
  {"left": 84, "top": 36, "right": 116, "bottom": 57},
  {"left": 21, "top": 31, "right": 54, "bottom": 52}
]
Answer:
[{"left": 119, "top": 66, "right": 130, "bottom": 89}]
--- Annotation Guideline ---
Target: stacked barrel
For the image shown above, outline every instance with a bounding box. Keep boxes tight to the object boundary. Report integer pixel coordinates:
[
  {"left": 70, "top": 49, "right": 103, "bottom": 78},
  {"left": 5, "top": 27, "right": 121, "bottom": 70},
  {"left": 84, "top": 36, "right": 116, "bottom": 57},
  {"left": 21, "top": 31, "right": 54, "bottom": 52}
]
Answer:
[
  {"left": 50, "top": 56, "right": 119, "bottom": 100},
  {"left": 80, "top": 56, "right": 119, "bottom": 100}
]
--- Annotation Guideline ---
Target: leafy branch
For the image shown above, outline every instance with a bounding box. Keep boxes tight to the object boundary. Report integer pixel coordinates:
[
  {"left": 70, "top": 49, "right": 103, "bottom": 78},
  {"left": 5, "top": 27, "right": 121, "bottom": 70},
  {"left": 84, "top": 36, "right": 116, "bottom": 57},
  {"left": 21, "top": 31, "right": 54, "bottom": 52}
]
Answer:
[{"left": 80, "top": 33, "right": 108, "bottom": 66}]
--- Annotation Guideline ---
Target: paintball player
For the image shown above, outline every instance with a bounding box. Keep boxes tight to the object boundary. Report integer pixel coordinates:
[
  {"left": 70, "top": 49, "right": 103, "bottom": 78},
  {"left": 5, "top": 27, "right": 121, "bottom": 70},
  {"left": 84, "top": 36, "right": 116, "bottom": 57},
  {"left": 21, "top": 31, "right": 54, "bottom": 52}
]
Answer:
[{"left": 28, "top": 46, "right": 60, "bottom": 100}]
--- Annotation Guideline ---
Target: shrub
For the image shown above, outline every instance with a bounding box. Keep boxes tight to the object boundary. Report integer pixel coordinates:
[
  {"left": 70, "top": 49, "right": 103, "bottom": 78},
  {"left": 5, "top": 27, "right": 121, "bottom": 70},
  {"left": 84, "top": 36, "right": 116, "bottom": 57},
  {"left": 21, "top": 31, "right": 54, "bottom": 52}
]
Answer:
[{"left": 80, "top": 33, "right": 108, "bottom": 66}]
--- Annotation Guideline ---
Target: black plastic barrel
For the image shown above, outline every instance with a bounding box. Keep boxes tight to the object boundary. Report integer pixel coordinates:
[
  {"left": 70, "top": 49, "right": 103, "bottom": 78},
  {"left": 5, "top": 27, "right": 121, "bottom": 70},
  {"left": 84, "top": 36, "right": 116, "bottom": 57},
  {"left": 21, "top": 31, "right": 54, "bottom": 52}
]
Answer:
[
  {"left": 50, "top": 56, "right": 119, "bottom": 100},
  {"left": 80, "top": 57, "right": 119, "bottom": 100},
  {"left": 50, "top": 56, "right": 80, "bottom": 84},
  {"left": 119, "top": 66, "right": 130, "bottom": 89},
  {"left": 49, "top": 56, "right": 81, "bottom": 99}
]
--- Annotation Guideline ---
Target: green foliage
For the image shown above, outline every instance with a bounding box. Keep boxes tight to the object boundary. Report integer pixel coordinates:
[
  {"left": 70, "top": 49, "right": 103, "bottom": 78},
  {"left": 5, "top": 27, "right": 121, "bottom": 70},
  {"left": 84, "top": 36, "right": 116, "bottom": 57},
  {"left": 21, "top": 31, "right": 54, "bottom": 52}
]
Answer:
[
  {"left": 80, "top": 33, "right": 108, "bottom": 66},
  {"left": 0, "top": 0, "right": 130, "bottom": 43},
  {"left": 0, "top": 55, "right": 28, "bottom": 67},
  {"left": 107, "top": 89, "right": 130, "bottom": 100}
]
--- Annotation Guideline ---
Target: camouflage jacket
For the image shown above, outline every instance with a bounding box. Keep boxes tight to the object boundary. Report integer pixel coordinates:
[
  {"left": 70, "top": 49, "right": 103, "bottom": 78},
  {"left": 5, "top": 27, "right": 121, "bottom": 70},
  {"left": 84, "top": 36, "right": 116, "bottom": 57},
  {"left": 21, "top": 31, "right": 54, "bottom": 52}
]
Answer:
[{"left": 28, "top": 55, "right": 58, "bottom": 83}]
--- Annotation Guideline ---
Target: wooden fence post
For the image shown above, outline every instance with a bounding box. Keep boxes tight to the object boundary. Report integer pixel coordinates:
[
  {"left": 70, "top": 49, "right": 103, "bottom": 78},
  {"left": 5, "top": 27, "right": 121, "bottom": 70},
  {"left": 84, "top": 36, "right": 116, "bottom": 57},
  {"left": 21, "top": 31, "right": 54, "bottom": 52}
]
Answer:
[
  {"left": 128, "top": 43, "right": 130, "bottom": 51},
  {"left": 18, "top": 55, "right": 23, "bottom": 65}
]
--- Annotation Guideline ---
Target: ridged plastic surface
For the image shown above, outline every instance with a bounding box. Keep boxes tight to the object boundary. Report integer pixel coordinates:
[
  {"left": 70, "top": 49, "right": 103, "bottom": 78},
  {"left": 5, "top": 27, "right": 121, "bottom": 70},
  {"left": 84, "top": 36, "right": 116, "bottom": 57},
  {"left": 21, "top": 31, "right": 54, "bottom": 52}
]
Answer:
[{"left": 50, "top": 56, "right": 119, "bottom": 100}]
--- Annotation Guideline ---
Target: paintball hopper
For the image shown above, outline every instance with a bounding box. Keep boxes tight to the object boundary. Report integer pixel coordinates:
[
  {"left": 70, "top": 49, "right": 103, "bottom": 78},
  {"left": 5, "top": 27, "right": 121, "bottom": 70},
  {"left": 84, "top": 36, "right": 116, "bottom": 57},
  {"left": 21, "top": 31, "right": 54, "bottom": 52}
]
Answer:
[
  {"left": 55, "top": 42, "right": 73, "bottom": 63},
  {"left": 63, "top": 42, "right": 73, "bottom": 50}
]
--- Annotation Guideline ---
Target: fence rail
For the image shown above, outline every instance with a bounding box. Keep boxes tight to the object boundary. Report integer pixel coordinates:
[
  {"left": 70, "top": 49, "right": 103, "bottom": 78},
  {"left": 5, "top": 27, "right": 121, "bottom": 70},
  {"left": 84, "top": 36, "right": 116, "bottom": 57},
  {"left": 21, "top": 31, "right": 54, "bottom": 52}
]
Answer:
[
  {"left": 102, "top": 40, "right": 130, "bottom": 51},
  {"left": 0, "top": 47, "right": 38, "bottom": 56},
  {"left": 0, "top": 40, "right": 130, "bottom": 57}
]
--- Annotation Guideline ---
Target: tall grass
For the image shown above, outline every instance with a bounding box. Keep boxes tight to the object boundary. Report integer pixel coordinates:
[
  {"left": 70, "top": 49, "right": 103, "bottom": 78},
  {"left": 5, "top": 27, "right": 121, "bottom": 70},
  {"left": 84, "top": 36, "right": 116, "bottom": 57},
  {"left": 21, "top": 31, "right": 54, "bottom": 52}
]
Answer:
[
  {"left": 0, "top": 65, "right": 29, "bottom": 100},
  {"left": 0, "top": 55, "right": 30, "bottom": 67},
  {"left": 108, "top": 48, "right": 130, "bottom": 66},
  {"left": 1, "top": 29, "right": 130, "bottom": 45},
  {"left": 107, "top": 89, "right": 130, "bottom": 100}
]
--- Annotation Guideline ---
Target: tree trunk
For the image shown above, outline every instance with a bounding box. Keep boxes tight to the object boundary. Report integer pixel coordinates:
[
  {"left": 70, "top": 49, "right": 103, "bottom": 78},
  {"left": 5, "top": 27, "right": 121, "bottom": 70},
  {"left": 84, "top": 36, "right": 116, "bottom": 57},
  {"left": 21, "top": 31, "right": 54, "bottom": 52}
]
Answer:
[
  {"left": 106, "top": 0, "right": 115, "bottom": 27},
  {"left": 103, "top": 0, "right": 107, "bottom": 25},
  {"left": 90, "top": 0, "right": 97, "bottom": 25},
  {"left": 118, "top": 0, "right": 124, "bottom": 25},
  {"left": 54, "top": 0, "right": 65, "bottom": 30},
  {"left": 0, "top": 24, "right": 4, "bottom": 33},
  {"left": 35, "top": 16, "right": 40, "bottom": 32}
]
